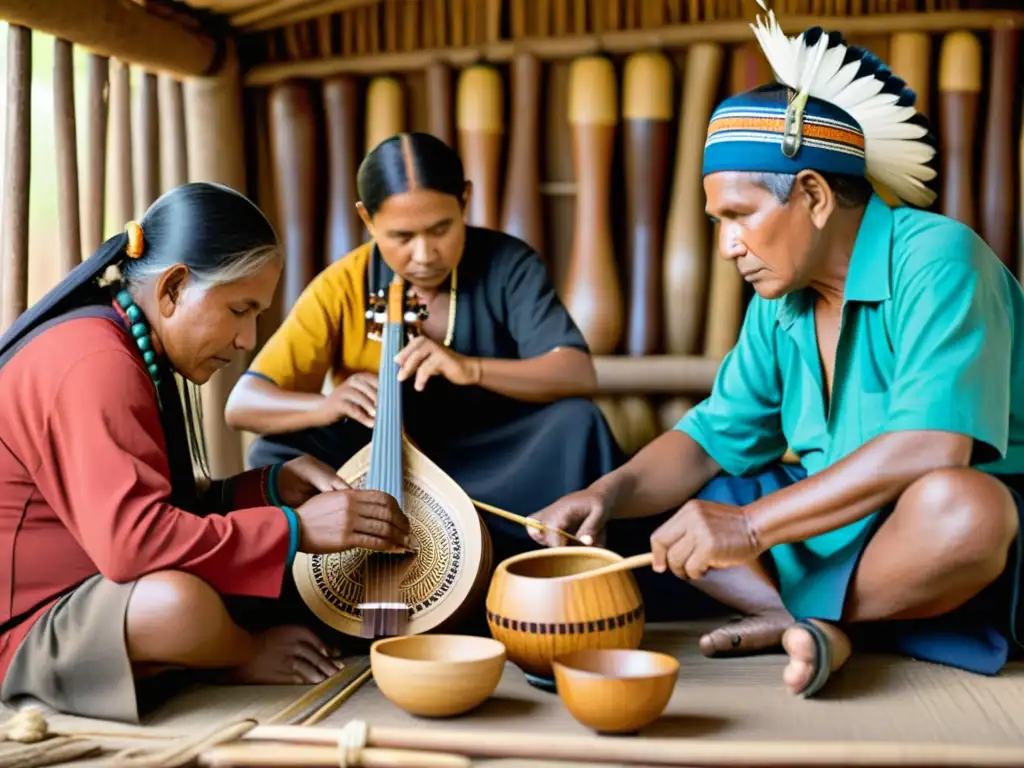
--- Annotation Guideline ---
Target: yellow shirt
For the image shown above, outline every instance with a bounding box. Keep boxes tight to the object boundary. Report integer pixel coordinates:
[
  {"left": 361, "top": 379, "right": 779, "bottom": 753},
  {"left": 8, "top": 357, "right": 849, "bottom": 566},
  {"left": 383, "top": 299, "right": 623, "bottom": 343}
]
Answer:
[{"left": 249, "top": 242, "right": 378, "bottom": 392}]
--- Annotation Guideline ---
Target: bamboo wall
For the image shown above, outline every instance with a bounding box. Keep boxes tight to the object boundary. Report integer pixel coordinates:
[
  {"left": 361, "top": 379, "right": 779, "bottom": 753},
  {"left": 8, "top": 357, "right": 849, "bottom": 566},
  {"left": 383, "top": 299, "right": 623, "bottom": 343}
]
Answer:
[
  {"left": 0, "top": 20, "right": 249, "bottom": 477},
  {"left": 234, "top": 0, "right": 1024, "bottom": 456}
]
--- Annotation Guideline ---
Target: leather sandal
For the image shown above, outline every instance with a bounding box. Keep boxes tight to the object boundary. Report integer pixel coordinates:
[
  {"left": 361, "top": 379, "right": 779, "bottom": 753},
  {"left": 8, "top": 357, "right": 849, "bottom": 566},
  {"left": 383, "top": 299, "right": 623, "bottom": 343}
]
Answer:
[{"left": 794, "top": 619, "right": 834, "bottom": 699}]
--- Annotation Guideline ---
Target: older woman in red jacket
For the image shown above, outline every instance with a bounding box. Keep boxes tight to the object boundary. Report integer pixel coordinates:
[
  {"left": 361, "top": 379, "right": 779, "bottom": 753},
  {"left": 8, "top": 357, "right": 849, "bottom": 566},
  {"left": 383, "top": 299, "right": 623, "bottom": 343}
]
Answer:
[{"left": 0, "top": 182, "right": 408, "bottom": 723}]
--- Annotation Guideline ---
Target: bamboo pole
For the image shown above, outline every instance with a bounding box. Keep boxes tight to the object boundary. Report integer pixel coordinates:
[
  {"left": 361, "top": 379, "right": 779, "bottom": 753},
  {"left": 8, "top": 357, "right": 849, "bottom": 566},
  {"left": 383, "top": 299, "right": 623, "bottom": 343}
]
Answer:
[
  {"left": 238, "top": 722, "right": 1024, "bottom": 766},
  {"left": 108, "top": 59, "right": 134, "bottom": 228},
  {"left": 53, "top": 37, "right": 82, "bottom": 273},
  {"left": 183, "top": 43, "right": 249, "bottom": 478},
  {"left": 243, "top": 10, "right": 1024, "bottom": 85},
  {"left": 81, "top": 54, "right": 109, "bottom": 257},
  {"left": 158, "top": 75, "right": 189, "bottom": 194},
  {"left": 0, "top": 25, "right": 31, "bottom": 334},
  {"left": 135, "top": 71, "right": 161, "bottom": 216},
  {"left": 0, "top": 0, "right": 222, "bottom": 79}
]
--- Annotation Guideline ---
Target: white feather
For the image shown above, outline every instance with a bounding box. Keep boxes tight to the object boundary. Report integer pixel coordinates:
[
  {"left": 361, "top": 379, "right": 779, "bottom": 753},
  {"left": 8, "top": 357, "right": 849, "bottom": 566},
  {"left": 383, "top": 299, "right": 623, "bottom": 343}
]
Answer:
[{"left": 747, "top": 6, "right": 936, "bottom": 207}]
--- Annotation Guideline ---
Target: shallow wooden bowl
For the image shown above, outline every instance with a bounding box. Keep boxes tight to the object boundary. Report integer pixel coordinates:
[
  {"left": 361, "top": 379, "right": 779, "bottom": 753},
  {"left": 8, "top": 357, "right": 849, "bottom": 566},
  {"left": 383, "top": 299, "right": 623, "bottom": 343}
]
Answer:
[
  {"left": 485, "top": 547, "right": 644, "bottom": 685},
  {"left": 370, "top": 634, "right": 506, "bottom": 717},
  {"left": 552, "top": 649, "right": 679, "bottom": 734}
]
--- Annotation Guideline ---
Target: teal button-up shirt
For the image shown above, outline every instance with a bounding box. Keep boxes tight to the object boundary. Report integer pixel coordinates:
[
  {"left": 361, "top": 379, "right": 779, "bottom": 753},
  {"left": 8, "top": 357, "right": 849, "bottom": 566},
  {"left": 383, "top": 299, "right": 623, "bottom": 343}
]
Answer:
[{"left": 678, "top": 193, "right": 1024, "bottom": 617}]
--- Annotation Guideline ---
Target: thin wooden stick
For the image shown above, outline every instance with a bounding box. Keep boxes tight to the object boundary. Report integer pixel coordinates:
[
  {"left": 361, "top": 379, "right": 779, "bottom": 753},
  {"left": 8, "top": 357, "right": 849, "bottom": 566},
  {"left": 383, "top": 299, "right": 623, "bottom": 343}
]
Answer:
[
  {"left": 303, "top": 666, "right": 373, "bottom": 726},
  {"left": 265, "top": 656, "right": 372, "bottom": 726},
  {"left": 242, "top": 722, "right": 1024, "bottom": 766},
  {"left": 471, "top": 499, "right": 589, "bottom": 545},
  {"left": 201, "top": 742, "right": 470, "bottom": 767}
]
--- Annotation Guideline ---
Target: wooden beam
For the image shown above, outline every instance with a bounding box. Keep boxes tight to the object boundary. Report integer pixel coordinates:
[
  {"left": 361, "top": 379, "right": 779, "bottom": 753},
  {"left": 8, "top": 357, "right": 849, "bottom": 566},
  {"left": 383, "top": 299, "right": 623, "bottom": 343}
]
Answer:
[
  {"left": 242, "top": 10, "right": 1024, "bottom": 86},
  {"left": 0, "top": 0, "right": 222, "bottom": 79}
]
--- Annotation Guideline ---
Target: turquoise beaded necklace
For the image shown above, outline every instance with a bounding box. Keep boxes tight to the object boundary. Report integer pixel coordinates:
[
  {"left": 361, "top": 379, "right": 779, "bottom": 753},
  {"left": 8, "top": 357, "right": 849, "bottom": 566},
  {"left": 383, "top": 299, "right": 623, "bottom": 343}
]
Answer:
[{"left": 114, "top": 288, "right": 163, "bottom": 385}]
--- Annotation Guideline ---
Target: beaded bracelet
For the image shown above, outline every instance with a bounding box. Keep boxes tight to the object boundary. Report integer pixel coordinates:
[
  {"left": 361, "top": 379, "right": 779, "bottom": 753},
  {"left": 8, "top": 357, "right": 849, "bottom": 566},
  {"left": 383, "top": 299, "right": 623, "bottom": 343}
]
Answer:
[
  {"left": 280, "top": 505, "right": 300, "bottom": 567},
  {"left": 265, "top": 463, "right": 284, "bottom": 507}
]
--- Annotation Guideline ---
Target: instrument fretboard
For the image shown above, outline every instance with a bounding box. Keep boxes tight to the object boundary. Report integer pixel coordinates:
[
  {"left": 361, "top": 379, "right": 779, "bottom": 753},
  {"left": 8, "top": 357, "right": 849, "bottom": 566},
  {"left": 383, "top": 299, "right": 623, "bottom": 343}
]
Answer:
[{"left": 365, "top": 320, "right": 404, "bottom": 508}]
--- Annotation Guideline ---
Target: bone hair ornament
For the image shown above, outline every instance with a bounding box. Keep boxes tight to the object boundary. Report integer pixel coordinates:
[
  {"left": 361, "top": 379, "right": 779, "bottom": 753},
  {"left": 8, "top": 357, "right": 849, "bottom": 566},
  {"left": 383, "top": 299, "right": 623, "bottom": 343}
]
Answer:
[{"left": 743, "top": 0, "right": 938, "bottom": 208}]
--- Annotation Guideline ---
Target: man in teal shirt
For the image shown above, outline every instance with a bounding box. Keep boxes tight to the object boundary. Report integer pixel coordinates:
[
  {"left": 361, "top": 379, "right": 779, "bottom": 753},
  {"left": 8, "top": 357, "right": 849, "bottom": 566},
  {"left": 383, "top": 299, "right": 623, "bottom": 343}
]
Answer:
[{"left": 531, "top": 13, "right": 1023, "bottom": 697}]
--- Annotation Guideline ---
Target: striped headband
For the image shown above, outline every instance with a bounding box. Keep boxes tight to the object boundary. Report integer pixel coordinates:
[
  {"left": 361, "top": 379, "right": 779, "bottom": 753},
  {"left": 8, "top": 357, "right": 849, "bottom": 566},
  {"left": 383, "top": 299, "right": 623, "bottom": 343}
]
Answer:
[
  {"left": 702, "top": 0, "right": 938, "bottom": 208},
  {"left": 703, "top": 89, "right": 867, "bottom": 180}
]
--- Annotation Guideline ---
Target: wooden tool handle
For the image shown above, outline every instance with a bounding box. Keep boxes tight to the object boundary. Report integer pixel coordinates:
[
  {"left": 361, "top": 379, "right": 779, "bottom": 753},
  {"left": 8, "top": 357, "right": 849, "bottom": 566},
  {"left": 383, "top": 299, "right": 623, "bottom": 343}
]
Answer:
[
  {"left": 471, "top": 499, "right": 588, "bottom": 545},
  {"left": 565, "top": 552, "right": 653, "bottom": 579}
]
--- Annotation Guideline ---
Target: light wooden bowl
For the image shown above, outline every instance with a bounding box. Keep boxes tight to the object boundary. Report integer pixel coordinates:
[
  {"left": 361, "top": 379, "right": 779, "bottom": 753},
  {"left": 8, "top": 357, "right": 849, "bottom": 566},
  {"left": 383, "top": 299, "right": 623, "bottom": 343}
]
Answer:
[
  {"left": 369, "top": 634, "right": 506, "bottom": 718},
  {"left": 485, "top": 547, "right": 644, "bottom": 687},
  {"left": 552, "top": 649, "right": 679, "bottom": 734}
]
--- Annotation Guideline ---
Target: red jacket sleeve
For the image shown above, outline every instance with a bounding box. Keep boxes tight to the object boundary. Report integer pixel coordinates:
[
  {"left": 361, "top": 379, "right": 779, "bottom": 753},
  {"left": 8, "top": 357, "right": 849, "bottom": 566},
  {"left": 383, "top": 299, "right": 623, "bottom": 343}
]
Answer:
[
  {"left": 32, "top": 348, "right": 292, "bottom": 598},
  {"left": 200, "top": 467, "right": 275, "bottom": 514}
]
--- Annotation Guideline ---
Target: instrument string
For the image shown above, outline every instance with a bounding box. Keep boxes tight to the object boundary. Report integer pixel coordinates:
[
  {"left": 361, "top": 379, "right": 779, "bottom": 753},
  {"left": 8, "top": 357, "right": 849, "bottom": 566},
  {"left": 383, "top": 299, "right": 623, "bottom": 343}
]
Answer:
[{"left": 361, "top": 279, "right": 408, "bottom": 637}]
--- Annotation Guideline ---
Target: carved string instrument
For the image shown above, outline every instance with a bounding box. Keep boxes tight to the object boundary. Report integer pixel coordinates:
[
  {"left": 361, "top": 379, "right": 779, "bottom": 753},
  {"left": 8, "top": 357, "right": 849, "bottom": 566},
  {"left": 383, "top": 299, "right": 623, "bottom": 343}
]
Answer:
[{"left": 292, "top": 275, "right": 493, "bottom": 639}]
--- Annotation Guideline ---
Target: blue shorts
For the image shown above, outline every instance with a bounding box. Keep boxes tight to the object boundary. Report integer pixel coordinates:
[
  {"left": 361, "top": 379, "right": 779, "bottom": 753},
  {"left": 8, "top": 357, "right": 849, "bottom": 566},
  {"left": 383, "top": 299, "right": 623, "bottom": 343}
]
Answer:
[{"left": 607, "top": 463, "right": 1023, "bottom": 676}]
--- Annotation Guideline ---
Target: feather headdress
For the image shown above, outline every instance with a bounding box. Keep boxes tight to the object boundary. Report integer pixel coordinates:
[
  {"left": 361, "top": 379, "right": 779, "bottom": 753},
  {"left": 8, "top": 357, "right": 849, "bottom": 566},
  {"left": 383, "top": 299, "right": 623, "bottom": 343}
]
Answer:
[{"left": 703, "top": 0, "right": 938, "bottom": 208}]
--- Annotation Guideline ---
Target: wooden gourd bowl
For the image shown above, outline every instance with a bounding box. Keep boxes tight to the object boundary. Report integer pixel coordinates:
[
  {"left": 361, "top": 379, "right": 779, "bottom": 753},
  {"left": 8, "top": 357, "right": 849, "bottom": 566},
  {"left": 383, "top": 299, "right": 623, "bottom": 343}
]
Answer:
[
  {"left": 484, "top": 547, "right": 645, "bottom": 689},
  {"left": 552, "top": 649, "right": 679, "bottom": 735},
  {"left": 370, "top": 634, "right": 507, "bottom": 717}
]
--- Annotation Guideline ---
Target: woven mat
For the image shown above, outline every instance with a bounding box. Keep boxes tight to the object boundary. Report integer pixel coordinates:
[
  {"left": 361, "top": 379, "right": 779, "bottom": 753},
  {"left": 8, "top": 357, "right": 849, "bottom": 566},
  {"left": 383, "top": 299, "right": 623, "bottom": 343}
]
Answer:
[
  {"left": 5, "top": 620, "right": 1024, "bottom": 762},
  {"left": 317, "top": 621, "right": 1024, "bottom": 747}
]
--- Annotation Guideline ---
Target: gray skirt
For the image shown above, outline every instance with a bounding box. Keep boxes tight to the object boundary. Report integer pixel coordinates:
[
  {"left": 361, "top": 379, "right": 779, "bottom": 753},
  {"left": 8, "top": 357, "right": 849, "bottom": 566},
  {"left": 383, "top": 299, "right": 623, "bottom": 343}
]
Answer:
[
  {"left": 0, "top": 572, "right": 340, "bottom": 724},
  {"left": 0, "top": 574, "right": 244, "bottom": 724},
  {"left": 1, "top": 574, "right": 146, "bottom": 723}
]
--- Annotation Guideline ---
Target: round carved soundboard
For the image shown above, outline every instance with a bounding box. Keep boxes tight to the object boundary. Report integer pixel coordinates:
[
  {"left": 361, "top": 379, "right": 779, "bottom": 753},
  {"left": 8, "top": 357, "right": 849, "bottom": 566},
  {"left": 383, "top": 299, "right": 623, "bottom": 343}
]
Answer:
[{"left": 292, "top": 440, "right": 491, "bottom": 637}]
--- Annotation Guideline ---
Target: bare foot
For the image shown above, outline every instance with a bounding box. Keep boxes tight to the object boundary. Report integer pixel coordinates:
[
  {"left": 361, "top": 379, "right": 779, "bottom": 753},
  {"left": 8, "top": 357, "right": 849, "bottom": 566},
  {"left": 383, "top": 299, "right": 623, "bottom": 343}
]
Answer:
[
  {"left": 781, "top": 619, "right": 852, "bottom": 697},
  {"left": 229, "top": 625, "right": 345, "bottom": 685},
  {"left": 699, "top": 610, "right": 793, "bottom": 656}
]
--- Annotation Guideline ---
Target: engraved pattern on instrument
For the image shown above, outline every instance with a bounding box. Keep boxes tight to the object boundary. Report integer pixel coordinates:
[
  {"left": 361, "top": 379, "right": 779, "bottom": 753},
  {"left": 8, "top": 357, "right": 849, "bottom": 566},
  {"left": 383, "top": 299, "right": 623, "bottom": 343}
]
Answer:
[{"left": 304, "top": 474, "right": 465, "bottom": 622}]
